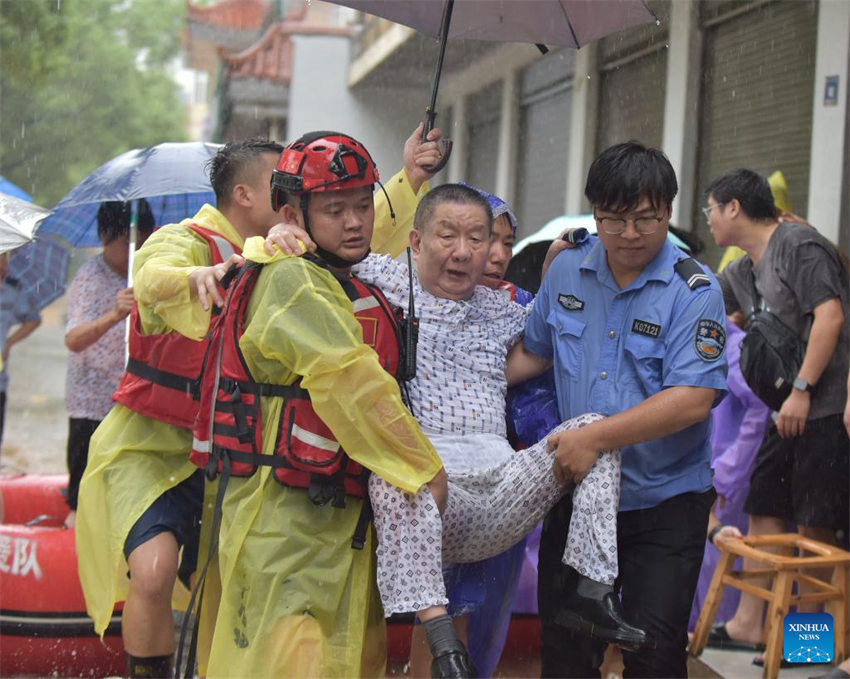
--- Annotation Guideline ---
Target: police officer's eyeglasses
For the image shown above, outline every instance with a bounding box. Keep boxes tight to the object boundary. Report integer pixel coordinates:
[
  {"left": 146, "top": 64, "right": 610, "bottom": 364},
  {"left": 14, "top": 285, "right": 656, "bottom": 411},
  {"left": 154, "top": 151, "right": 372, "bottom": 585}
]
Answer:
[
  {"left": 701, "top": 203, "right": 725, "bottom": 219},
  {"left": 594, "top": 213, "right": 665, "bottom": 236}
]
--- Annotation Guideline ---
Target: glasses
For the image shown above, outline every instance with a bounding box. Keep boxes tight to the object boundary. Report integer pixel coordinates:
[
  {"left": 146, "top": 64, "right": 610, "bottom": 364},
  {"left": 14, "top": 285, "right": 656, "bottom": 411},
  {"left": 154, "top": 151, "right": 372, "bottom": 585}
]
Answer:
[
  {"left": 594, "top": 213, "right": 665, "bottom": 236},
  {"left": 701, "top": 203, "right": 725, "bottom": 219}
]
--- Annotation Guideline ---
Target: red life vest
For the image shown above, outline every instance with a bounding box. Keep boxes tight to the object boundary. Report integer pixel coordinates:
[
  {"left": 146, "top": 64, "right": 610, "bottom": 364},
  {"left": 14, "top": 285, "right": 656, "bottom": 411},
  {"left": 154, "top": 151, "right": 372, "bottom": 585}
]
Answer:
[
  {"left": 190, "top": 258, "right": 405, "bottom": 507},
  {"left": 112, "top": 224, "right": 240, "bottom": 430}
]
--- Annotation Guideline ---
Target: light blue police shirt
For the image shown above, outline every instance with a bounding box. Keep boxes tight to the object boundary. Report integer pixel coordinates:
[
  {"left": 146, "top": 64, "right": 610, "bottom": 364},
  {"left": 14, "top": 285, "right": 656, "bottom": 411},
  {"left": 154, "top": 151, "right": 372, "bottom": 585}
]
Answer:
[{"left": 524, "top": 236, "right": 728, "bottom": 511}]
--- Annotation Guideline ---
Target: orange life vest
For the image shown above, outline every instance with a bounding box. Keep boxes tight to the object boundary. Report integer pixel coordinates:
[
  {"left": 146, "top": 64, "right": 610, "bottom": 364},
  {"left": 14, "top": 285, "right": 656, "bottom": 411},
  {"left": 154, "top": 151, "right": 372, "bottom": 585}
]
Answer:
[
  {"left": 190, "top": 258, "right": 405, "bottom": 507},
  {"left": 112, "top": 224, "right": 240, "bottom": 429}
]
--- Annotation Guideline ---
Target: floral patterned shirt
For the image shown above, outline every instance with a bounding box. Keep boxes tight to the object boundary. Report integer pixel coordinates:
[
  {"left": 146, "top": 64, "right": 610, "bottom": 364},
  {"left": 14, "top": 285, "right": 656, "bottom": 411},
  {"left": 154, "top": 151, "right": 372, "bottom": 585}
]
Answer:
[{"left": 65, "top": 255, "right": 126, "bottom": 420}]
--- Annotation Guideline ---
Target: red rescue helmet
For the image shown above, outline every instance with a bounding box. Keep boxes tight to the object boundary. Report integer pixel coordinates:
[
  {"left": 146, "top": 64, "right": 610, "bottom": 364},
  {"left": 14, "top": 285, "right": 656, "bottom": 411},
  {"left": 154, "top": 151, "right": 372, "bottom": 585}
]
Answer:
[{"left": 271, "top": 131, "right": 379, "bottom": 212}]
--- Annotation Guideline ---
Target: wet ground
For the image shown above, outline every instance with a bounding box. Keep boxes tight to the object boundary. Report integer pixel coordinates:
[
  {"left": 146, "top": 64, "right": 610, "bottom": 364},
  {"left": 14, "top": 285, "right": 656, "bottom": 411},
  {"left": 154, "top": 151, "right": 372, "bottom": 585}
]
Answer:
[
  {"left": 1, "top": 295, "right": 68, "bottom": 474},
  {"left": 0, "top": 292, "right": 832, "bottom": 679}
]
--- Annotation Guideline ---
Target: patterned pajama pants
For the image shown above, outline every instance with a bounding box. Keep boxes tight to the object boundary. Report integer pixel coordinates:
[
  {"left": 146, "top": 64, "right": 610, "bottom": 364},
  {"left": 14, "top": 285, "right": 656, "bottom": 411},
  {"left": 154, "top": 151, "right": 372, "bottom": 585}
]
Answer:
[{"left": 370, "top": 412, "right": 621, "bottom": 615}]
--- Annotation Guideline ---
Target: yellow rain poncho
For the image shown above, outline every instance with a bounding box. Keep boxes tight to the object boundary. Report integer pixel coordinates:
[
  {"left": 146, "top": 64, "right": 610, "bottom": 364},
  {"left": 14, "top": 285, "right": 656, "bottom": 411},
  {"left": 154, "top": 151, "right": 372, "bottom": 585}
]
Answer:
[
  {"left": 372, "top": 168, "right": 430, "bottom": 257},
  {"left": 76, "top": 204, "right": 242, "bottom": 640},
  {"left": 207, "top": 237, "right": 442, "bottom": 679}
]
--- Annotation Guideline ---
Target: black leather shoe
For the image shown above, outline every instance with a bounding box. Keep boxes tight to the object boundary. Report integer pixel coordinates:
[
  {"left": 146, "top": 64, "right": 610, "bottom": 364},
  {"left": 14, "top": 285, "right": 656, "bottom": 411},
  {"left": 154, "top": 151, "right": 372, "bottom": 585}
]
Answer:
[
  {"left": 431, "top": 648, "right": 476, "bottom": 679},
  {"left": 555, "top": 591, "right": 653, "bottom": 651}
]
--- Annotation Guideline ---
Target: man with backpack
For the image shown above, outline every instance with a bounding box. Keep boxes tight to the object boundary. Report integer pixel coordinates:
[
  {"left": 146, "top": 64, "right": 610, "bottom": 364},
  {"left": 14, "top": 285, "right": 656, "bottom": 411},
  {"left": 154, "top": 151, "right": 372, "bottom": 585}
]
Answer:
[{"left": 702, "top": 168, "right": 849, "bottom": 651}]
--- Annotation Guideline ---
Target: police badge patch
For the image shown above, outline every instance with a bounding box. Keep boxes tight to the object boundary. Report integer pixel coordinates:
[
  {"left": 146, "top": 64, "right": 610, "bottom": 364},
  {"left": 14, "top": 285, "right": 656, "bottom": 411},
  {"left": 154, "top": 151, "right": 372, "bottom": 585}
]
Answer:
[
  {"left": 558, "top": 294, "right": 584, "bottom": 311},
  {"left": 694, "top": 319, "right": 726, "bottom": 361}
]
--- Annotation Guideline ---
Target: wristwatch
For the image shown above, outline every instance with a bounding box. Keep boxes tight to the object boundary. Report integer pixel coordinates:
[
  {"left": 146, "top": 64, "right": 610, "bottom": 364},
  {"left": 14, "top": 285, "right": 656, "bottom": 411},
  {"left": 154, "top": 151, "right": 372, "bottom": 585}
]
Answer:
[{"left": 792, "top": 376, "right": 813, "bottom": 393}]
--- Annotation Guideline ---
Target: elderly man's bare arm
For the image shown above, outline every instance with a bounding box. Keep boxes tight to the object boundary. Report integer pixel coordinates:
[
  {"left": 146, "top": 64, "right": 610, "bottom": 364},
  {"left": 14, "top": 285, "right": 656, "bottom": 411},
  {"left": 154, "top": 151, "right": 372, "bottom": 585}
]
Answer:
[{"left": 505, "top": 340, "right": 552, "bottom": 386}]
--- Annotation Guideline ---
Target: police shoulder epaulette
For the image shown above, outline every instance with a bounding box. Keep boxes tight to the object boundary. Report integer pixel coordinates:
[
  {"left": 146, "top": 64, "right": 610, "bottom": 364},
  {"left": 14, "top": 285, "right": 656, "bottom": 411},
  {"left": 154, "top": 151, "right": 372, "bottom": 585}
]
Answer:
[{"left": 674, "top": 257, "right": 711, "bottom": 290}]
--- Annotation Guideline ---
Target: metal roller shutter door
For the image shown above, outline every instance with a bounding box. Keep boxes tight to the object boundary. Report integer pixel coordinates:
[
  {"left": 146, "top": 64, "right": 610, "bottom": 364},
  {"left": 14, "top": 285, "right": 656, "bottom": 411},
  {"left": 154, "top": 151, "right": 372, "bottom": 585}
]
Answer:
[
  {"left": 694, "top": 0, "right": 817, "bottom": 266},
  {"left": 596, "top": 2, "right": 669, "bottom": 153},
  {"left": 597, "top": 46, "right": 668, "bottom": 152},
  {"left": 514, "top": 51, "right": 575, "bottom": 238},
  {"left": 465, "top": 82, "right": 502, "bottom": 194}
]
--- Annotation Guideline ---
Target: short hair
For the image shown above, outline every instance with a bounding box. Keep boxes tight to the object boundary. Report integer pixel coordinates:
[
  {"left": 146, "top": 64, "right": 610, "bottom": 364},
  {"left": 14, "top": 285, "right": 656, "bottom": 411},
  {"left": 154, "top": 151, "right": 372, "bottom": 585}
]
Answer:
[
  {"left": 413, "top": 183, "right": 493, "bottom": 234},
  {"left": 585, "top": 141, "right": 678, "bottom": 213},
  {"left": 705, "top": 168, "right": 777, "bottom": 221},
  {"left": 96, "top": 199, "right": 155, "bottom": 245},
  {"left": 207, "top": 138, "right": 284, "bottom": 206}
]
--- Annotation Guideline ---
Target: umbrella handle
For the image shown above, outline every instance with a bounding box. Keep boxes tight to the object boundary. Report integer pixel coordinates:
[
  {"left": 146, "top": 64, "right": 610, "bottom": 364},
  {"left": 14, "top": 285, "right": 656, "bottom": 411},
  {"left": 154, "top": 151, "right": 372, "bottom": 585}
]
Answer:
[{"left": 421, "top": 108, "right": 452, "bottom": 173}]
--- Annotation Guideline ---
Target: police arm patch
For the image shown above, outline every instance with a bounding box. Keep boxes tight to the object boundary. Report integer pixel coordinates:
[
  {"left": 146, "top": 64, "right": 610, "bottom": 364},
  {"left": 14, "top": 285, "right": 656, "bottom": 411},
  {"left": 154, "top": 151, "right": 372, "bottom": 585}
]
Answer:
[{"left": 694, "top": 319, "right": 726, "bottom": 361}]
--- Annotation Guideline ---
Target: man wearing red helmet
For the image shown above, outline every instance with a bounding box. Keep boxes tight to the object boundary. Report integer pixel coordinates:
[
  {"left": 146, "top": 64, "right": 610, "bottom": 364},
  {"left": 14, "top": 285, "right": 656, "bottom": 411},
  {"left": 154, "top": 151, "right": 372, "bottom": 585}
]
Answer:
[{"left": 194, "top": 131, "right": 450, "bottom": 678}]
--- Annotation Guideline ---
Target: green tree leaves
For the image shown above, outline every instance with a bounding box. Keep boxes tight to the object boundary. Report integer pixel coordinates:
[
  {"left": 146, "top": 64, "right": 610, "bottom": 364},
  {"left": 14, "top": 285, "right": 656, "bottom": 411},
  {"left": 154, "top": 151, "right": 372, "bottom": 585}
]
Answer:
[{"left": 0, "top": 0, "right": 187, "bottom": 205}]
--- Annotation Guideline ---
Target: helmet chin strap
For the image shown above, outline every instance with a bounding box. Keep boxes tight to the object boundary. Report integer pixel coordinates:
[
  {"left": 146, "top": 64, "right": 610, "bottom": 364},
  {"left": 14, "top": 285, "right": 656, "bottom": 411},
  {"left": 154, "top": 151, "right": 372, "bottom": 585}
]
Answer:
[{"left": 300, "top": 194, "right": 370, "bottom": 270}]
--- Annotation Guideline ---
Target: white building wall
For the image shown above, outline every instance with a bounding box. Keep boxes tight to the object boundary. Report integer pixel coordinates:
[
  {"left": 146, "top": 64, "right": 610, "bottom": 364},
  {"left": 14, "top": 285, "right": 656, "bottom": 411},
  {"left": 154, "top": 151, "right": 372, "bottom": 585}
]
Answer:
[
  {"left": 661, "top": 1, "right": 702, "bottom": 227},
  {"left": 289, "top": 34, "right": 428, "bottom": 178},
  {"left": 806, "top": 0, "right": 850, "bottom": 244}
]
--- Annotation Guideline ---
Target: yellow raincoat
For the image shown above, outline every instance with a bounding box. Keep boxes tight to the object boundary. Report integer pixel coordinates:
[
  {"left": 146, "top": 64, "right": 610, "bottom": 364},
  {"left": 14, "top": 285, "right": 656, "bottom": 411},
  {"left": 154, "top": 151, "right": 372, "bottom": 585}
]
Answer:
[
  {"left": 207, "top": 232, "right": 442, "bottom": 678},
  {"left": 372, "top": 168, "right": 430, "bottom": 257},
  {"left": 76, "top": 204, "right": 242, "bottom": 641}
]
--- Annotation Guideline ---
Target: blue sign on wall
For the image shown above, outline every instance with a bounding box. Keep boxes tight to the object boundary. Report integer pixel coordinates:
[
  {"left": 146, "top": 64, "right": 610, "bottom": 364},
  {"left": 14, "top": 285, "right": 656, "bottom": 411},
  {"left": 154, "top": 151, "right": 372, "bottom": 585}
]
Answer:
[{"left": 824, "top": 75, "right": 839, "bottom": 107}]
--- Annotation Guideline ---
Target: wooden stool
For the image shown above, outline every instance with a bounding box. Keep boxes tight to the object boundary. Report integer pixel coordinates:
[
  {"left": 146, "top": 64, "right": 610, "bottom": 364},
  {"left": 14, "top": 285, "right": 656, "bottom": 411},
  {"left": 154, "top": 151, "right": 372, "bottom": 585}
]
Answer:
[{"left": 690, "top": 534, "right": 850, "bottom": 679}]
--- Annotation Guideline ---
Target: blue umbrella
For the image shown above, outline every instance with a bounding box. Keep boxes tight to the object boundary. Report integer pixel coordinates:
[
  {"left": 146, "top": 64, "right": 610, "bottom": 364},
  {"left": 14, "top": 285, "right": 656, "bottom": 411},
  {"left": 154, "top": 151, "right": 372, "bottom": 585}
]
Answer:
[
  {"left": 0, "top": 176, "right": 33, "bottom": 202},
  {"left": 38, "top": 141, "right": 222, "bottom": 247},
  {"left": 7, "top": 233, "right": 71, "bottom": 311}
]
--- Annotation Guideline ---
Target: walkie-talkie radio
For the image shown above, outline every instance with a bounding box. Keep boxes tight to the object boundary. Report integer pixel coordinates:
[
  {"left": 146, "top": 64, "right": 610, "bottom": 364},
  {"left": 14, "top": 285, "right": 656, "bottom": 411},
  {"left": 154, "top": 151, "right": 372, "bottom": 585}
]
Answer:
[{"left": 399, "top": 247, "right": 419, "bottom": 382}]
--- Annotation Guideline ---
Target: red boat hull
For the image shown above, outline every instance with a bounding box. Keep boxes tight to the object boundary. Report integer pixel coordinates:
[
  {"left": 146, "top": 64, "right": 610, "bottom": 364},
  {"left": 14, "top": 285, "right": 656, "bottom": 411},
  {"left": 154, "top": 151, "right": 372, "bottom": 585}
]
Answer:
[{"left": 0, "top": 475, "right": 125, "bottom": 678}]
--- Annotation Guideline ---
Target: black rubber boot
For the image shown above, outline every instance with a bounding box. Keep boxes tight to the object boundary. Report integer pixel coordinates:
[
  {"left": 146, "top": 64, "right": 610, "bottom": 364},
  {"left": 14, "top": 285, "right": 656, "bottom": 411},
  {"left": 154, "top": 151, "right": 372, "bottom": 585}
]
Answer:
[
  {"left": 422, "top": 614, "right": 475, "bottom": 679},
  {"left": 126, "top": 653, "right": 173, "bottom": 678},
  {"left": 431, "top": 647, "right": 476, "bottom": 679}
]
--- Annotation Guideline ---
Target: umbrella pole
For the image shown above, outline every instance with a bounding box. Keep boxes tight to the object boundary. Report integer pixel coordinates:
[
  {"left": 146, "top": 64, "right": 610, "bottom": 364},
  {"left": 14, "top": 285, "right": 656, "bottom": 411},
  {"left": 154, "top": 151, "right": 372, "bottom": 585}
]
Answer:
[
  {"left": 125, "top": 202, "right": 138, "bottom": 366},
  {"left": 426, "top": 0, "right": 454, "bottom": 119},
  {"left": 421, "top": 0, "right": 455, "bottom": 171}
]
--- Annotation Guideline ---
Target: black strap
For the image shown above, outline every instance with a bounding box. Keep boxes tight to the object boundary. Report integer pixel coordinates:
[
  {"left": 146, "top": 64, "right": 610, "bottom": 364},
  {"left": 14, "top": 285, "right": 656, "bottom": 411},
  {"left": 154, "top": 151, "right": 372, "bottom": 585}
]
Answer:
[
  {"left": 674, "top": 257, "right": 711, "bottom": 290},
  {"left": 308, "top": 470, "right": 348, "bottom": 508},
  {"left": 126, "top": 357, "right": 199, "bottom": 396},
  {"left": 208, "top": 444, "right": 307, "bottom": 471},
  {"left": 352, "top": 494, "right": 373, "bottom": 550},
  {"left": 177, "top": 459, "right": 231, "bottom": 679},
  {"left": 747, "top": 265, "right": 763, "bottom": 324},
  {"left": 218, "top": 376, "right": 308, "bottom": 400}
]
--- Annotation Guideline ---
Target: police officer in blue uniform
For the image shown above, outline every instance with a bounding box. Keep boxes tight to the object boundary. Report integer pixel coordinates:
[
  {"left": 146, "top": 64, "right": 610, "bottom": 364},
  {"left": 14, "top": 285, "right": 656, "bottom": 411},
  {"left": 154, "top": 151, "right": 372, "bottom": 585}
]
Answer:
[{"left": 507, "top": 141, "right": 728, "bottom": 677}]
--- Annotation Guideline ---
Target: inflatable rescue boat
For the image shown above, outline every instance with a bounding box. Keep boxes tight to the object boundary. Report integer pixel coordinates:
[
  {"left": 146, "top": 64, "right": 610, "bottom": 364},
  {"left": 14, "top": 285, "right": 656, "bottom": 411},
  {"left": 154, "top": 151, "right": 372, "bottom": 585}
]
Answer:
[{"left": 0, "top": 474, "right": 125, "bottom": 678}]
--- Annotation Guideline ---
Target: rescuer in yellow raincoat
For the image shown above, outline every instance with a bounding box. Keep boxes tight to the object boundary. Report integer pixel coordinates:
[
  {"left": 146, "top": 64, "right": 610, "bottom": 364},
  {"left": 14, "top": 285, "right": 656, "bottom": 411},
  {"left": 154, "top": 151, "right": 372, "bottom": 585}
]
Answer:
[
  {"left": 77, "top": 125, "right": 442, "bottom": 678},
  {"left": 201, "top": 131, "right": 447, "bottom": 679},
  {"left": 76, "top": 139, "right": 286, "bottom": 678}
]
